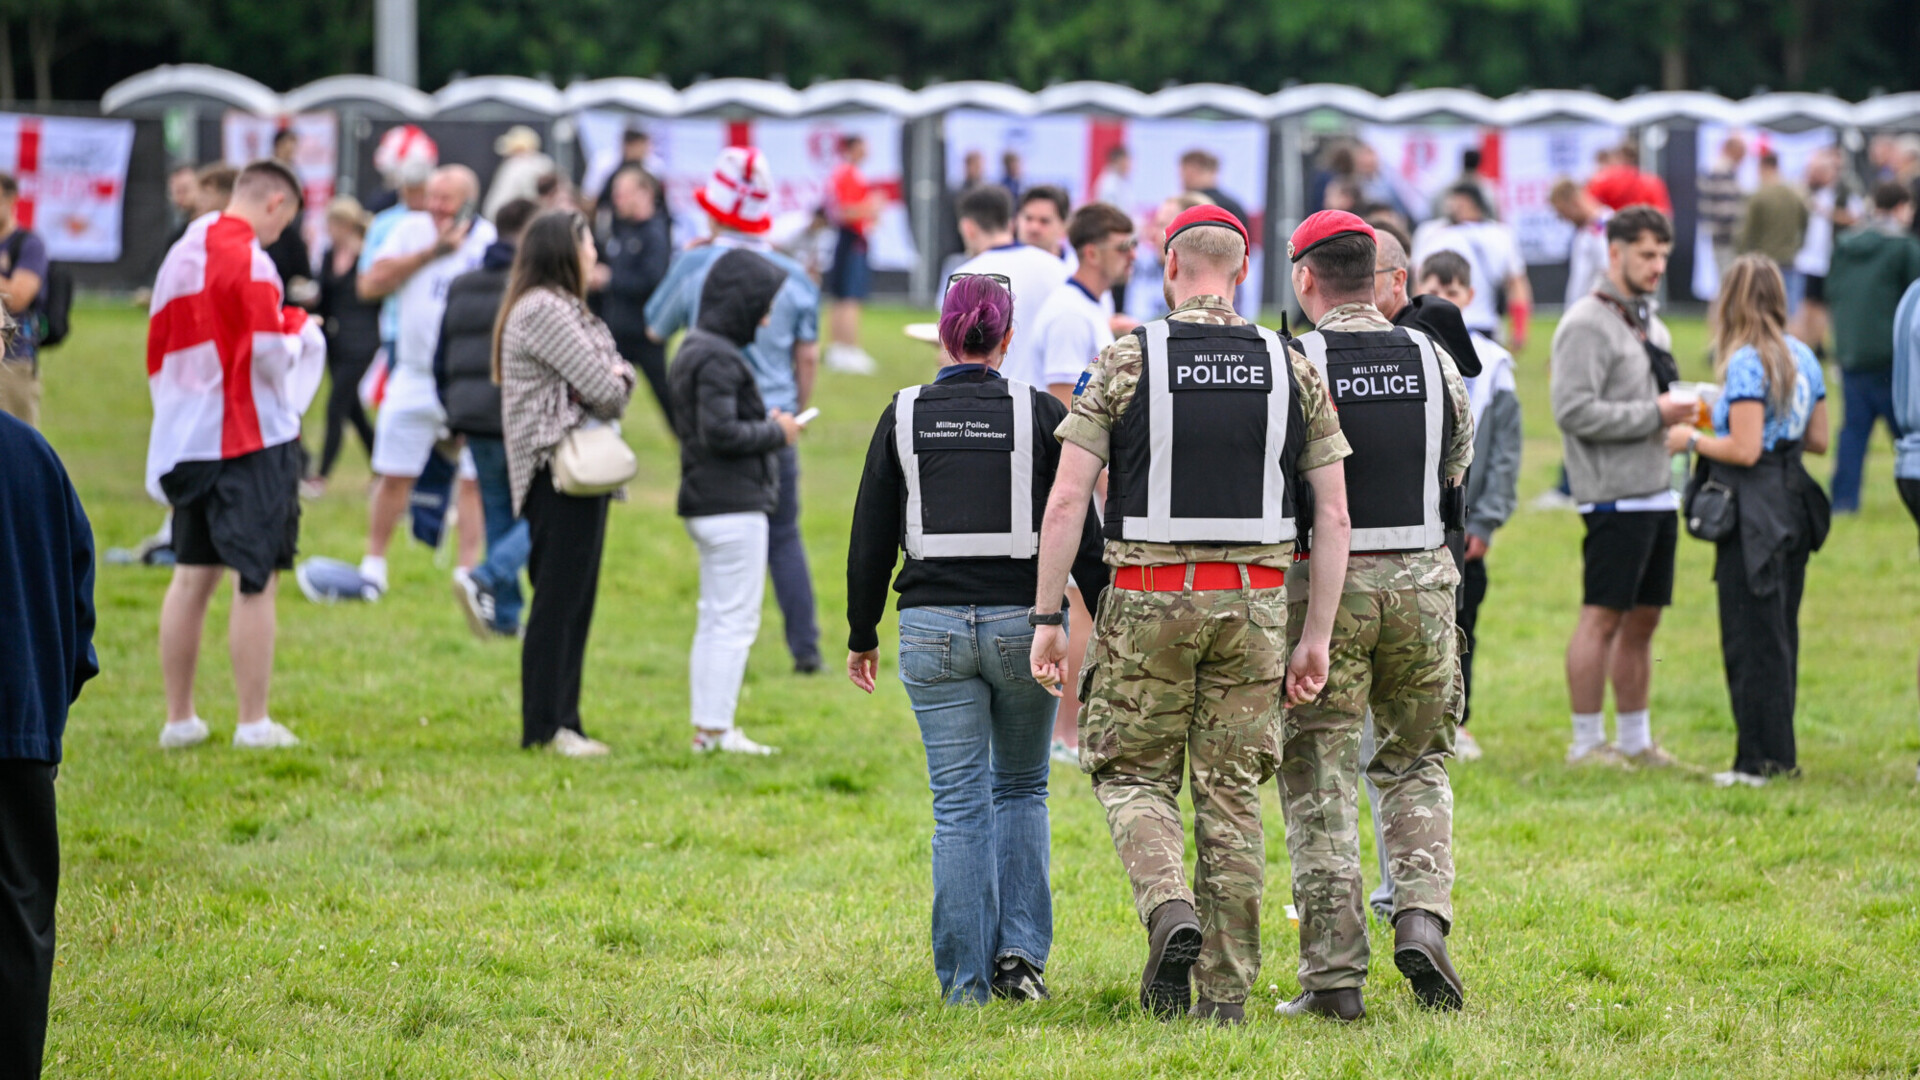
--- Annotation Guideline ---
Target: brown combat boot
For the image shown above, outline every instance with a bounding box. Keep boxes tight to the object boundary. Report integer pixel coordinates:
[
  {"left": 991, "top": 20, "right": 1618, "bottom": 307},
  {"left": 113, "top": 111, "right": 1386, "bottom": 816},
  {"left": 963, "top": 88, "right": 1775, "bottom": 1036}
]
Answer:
[
  {"left": 1189, "top": 999, "right": 1245, "bottom": 1025},
  {"left": 1274, "top": 988, "right": 1365, "bottom": 1022},
  {"left": 1393, "top": 909, "right": 1464, "bottom": 1011},
  {"left": 1139, "top": 899, "right": 1203, "bottom": 1020}
]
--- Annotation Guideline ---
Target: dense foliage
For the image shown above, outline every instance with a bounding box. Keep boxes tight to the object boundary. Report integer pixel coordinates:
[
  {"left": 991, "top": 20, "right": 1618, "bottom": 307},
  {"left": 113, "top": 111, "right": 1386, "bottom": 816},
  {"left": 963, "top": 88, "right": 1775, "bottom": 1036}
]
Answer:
[{"left": 13, "top": 0, "right": 1920, "bottom": 105}]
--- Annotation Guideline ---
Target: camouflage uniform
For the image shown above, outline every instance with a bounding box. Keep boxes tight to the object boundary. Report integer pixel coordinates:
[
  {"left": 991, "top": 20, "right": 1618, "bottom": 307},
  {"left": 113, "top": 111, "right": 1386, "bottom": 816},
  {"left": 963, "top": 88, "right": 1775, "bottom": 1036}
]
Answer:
[
  {"left": 1058, "top": 294, "right": 1349, "bottom": 1004},
  {"left": 1280, "top": 301, "right": 1473, "bottom": 992}
]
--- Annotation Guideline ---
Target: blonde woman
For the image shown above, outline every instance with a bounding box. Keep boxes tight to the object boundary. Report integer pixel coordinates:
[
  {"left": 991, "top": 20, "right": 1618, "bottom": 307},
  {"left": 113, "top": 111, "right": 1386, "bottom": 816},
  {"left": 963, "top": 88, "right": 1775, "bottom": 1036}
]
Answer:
[{"left": 1665, "top": 254, "right": 1830, "bottom": 788}]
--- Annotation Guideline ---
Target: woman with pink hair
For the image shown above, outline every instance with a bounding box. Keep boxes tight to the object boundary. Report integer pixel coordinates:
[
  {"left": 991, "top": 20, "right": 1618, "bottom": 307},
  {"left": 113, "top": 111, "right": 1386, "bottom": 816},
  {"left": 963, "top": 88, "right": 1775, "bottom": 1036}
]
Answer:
[{"left": 844, "top": 273, "right": 1109, "bottom": 1004}]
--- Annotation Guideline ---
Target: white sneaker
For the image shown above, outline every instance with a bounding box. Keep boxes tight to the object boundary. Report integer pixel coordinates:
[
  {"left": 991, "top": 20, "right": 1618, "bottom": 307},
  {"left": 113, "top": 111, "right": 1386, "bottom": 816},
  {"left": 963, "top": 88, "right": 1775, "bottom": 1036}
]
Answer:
[
  {"left": 452, "top": 568, "right": 497, "bottom": 641},
  {"left": 693, "top": 728, "right": 777, "bottom": 755},
  {"left": 1711, "top": 770, "right": 1768, "bottom": 788},
  {"left": 233, "top": 719, "right": 300, "bottom": 748},
  {"left": 548, "top": 728, "right": 610, "bottom": 757},
  {"left": 824, "top": 344, "right": 877, "bottom": 375},
  {"left": 159, "top": 717, "right": 210, "bottom": 749},
  {"left": 1049, "top": 739, "right": 1081, "bottom": 766},
  {"left": 1454, "top": 729, "right": 1483, "bottom": 762},
  {"left": 357, "top": 558, "right": 389, "bottom": 597}
]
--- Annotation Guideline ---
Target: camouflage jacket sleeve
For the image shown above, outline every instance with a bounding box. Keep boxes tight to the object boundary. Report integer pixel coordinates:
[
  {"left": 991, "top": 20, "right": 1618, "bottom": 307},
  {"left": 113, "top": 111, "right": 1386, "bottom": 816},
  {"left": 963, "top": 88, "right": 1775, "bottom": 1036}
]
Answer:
[
  {"left": 1434, "top": 342, "right": 1475, "bottom": 479},
  {"left": 1054, "top": 331, "right": 1141, "bottom": 461},
  {"left": 1288, "top": 346, "right": 1351, "bottom": 473}
]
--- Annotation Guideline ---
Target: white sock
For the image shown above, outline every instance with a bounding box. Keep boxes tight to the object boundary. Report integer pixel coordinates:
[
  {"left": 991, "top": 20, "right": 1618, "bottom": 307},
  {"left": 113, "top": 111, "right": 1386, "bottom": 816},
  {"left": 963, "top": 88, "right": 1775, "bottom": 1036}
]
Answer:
[
  {"left": 1570, "top": 712, "right": 1606, "bottom": 755},
  {"left": 236, "top": 717, "right": 269, "bottom": 730},
  {"left": 359, "top": 555, "right": 388, "bottom": 590},
  {"left": 165, "top": 716, "right": 203, "bottom": 730},
  {"left": 1615, "top": 709, "right": 1652, "bottom": 755}
]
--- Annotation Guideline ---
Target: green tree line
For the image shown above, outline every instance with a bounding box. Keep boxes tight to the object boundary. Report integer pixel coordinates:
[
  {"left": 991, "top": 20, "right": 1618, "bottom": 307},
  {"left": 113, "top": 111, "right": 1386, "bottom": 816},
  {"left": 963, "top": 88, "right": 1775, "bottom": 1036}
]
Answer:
[{"left": 14, "top": 0, "right": 1919, "bottom": 106}]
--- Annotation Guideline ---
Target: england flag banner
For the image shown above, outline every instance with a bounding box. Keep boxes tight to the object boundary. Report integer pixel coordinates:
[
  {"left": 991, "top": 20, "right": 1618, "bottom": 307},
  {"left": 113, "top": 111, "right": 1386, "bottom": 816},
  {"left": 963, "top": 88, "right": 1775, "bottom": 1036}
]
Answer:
[{"left": 0, "top": 113, "right": 135, "bottom": 262}]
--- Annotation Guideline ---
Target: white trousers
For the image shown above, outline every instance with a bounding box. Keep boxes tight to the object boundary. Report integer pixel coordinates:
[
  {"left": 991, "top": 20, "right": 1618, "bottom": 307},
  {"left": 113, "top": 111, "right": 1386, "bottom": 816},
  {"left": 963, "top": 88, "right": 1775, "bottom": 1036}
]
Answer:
[{"left": 686, "top": 512, "right": 769, "bottom": 730}]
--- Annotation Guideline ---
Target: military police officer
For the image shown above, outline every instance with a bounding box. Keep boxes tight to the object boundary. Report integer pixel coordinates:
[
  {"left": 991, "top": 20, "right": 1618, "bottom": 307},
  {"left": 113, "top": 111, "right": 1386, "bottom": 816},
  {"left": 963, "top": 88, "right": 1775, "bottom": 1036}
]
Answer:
[
  {"left": 1029, "top": 204, "right": 1354, "bottom": 1024},
  {"left": 1275, "top": 210, "right": 1473, "bottom": 1021}
]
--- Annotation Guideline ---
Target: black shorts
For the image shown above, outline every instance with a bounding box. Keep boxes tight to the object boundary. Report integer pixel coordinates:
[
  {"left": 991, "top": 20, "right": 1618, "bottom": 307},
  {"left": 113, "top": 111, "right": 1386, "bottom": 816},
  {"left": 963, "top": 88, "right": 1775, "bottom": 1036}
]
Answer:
[
  {"left": 162, "top": 441, "right": 303, "bottom": 594},
  {"left": 1803, "top": 274, "right": 1825, "bottom": 303},
  {"left": 1580, "top": 509, "right": 1677, "bottom": 610},
  {"left": 1901, "top": 477, "right": 1920, "bottom": 547}
]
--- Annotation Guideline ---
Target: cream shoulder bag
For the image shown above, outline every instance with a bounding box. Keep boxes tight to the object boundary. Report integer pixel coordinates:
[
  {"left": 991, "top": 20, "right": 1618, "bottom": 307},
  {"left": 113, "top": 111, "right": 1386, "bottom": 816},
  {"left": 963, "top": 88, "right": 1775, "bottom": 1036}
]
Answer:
[{"left": 551, "top": 420, "right": 637, "bottom": 495}]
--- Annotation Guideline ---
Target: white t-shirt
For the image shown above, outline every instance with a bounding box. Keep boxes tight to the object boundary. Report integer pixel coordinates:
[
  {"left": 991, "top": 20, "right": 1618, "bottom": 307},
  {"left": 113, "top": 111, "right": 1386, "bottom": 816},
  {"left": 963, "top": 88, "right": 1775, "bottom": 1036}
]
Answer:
[
  {"left": 1793, "top": 185, "right": 1865, "bottom": 277},
  {"left": 946, "top": 244, "right": 1072, "bottom": 387},
  {"left": 1412, "top": 220, "right": 1526, "bottom": 334},
  {"left": 375, "top": 213, "right": 498, "bottom": 377},
  {"left": 1565, "top": 213, "right": 1610, "bottom": 308},
  {"left": 1030, "top": 279, "right": 1115, "bottom": 389}
]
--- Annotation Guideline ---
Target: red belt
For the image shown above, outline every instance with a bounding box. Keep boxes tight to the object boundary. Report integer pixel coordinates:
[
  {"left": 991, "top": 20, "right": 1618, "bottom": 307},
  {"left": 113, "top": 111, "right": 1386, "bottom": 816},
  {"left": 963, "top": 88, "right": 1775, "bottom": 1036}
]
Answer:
[{"left": 1112, "top": 562, "right": 1285, "bottom": 591}]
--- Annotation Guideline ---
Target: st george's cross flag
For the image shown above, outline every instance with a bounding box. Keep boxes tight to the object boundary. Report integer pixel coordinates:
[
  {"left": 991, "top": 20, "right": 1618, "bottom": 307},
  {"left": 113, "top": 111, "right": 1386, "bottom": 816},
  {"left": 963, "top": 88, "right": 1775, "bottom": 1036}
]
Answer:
[{"left": 144, "top": 212, "right": 326, "bottom": 502}]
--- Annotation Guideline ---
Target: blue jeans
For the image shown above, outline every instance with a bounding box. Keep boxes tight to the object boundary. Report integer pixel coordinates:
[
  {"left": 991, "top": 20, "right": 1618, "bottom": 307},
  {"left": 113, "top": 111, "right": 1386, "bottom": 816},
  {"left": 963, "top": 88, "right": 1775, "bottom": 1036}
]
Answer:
[
  {"left": 898, "top": 605, "right": 1059, "bottom": 1004},
  {"left": 1831, "top": 369, "right": 1904, "bottom": 513},
  {"left": 770, "top": 445, "right": 821, "bottom": 666},
  {"left": 465, "top": 436, "right": 530, "bottom": 631}
]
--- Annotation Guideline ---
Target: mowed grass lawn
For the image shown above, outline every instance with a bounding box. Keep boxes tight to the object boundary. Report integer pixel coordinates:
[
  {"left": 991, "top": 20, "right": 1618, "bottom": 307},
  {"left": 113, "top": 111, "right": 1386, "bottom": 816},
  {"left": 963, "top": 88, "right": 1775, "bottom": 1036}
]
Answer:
[{"left": 33, "top": 298, "right": 1920, "bottom": 1078}]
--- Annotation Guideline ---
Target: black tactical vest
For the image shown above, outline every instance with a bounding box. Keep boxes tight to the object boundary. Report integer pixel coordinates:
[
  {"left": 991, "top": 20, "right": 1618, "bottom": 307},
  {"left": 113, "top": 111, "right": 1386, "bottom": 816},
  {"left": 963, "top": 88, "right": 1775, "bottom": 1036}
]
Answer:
[
  {"left": 893, "top": 378, "right": 1037, "bottom": 559},
  {"left": 1104, "top": 320, "right": 1300, "bottom": 545}
]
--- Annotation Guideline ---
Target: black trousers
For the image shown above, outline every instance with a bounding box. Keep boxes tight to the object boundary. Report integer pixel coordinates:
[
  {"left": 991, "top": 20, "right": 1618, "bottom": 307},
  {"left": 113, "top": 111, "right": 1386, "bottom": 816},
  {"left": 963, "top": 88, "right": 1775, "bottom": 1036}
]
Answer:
[
  {"left": 1715, "top": 533, "right": 1808, "bottom": 776},
  {"left": 521, "top": 467, "right": 611, "bottom": 747},
  {"left": 318, "top": 352, "right": 375, "bottom": 478},
  {"left": 608, "top": 323, "right": 674, "bottom": 431},
  {"left": 0, "top": 760, "right": 56, "bottom": 1079},
  {"left": 1456, "top": 557, "right": 1489, "bottom": 727}
]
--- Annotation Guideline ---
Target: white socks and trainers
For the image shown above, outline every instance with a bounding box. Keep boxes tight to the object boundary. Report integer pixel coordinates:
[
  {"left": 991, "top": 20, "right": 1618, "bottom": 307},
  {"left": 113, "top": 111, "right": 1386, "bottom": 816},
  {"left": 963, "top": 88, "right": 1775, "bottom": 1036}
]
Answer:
[
  {"left": 1613, "top": 709, "right": 1652, "bottom": 756},
  {"left": 1568, "top": 711, "right": 1608, "bottom": 761},
  {"left": 358, "top": 556, "right": 389, "bottom": 596},
  {"left": 160, "top": 716, "right": 298, "bottom": 749},
  {"left": 159, "top": 717, "right": 210, "bottom": 749}
]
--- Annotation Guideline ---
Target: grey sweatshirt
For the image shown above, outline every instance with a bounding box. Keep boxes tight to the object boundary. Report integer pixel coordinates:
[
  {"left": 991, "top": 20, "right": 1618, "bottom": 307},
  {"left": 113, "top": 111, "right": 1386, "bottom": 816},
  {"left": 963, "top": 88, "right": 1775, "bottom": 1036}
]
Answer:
[{"left": 1550, "top": 279, "right": 1673, "bottom": 505}]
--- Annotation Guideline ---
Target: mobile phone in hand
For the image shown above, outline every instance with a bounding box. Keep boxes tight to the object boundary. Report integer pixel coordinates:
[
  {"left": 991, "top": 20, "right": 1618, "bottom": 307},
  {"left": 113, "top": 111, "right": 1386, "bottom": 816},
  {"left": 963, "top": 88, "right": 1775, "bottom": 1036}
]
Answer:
[{"left": 794, "top": 407, "right": 820, "bottom": 427}]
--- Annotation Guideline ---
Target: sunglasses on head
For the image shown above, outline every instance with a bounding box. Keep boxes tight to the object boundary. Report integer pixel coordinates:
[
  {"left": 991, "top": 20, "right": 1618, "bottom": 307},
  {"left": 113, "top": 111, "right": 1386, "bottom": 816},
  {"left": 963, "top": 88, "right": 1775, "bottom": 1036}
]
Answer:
[{"left": 947, "top": 271, "right": 1013, "bottom": 292}]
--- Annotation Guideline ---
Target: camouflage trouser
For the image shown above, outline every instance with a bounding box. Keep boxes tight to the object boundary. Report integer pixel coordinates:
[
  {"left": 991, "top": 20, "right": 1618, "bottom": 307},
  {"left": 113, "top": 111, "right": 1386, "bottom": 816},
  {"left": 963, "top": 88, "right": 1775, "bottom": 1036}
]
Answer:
[
  {"left": 1281, "top": 585, "right": 1459, "bottom": 991},
  {"left": 1077, "top": 579, "right": 1288, "bottom": 1004}
]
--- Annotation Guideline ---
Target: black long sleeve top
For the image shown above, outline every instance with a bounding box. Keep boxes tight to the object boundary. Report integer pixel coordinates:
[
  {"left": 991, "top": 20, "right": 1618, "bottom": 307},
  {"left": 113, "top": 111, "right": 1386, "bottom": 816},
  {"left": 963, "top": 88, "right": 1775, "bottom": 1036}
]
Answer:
[{"left": 846, "top": 365, "right": 1110, "bottom": 653}]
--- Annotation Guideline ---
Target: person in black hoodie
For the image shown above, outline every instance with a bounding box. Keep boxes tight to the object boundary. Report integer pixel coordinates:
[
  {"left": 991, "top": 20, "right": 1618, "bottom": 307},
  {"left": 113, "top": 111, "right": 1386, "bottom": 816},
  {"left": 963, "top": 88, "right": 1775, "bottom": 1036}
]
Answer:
[
  {"left": 594, "top": 164, "right": 674, "bottom": 427},
  {"left": 844, "top": 273, "right": 1108, "bottom": 1005},
  {"left": 669, "top": 248, "right": 799, "bottom": 755},
  {"left": 437, "top": 198, "right": 539, "bottom": 637}
]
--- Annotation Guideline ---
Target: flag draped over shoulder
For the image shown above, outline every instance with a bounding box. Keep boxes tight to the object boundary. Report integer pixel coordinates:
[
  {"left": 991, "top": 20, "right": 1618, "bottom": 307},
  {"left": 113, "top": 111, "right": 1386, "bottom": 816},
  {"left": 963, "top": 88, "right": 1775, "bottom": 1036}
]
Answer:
[{"left": 144, "top": 212, "right": 326, "bottom": 501}]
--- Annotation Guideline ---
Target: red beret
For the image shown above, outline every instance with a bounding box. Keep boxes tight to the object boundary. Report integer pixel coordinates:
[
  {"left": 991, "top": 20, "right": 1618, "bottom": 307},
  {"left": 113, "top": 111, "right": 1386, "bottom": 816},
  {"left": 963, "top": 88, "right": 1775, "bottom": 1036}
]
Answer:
[
  {"left": 1288, "top": 210, "right": 1376, "bottom": 261},
  {"left": 1164, "top": 204, "right": 1249, "bottom": 250}
]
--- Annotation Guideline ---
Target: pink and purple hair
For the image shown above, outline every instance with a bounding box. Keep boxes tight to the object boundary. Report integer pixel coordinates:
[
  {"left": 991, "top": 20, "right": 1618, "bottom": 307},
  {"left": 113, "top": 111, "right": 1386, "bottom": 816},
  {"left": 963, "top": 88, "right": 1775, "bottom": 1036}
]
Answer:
[{"left": 938, "top": 275, "right": 1015, "bottom": 360}]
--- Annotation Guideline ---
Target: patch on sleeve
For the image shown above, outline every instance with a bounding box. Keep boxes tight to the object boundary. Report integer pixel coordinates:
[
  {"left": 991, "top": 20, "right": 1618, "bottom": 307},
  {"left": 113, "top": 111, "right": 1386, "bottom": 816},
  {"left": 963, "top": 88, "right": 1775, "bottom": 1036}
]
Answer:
[{"left": 1073, "top": 368, "right": 1093, "bottom": 397}]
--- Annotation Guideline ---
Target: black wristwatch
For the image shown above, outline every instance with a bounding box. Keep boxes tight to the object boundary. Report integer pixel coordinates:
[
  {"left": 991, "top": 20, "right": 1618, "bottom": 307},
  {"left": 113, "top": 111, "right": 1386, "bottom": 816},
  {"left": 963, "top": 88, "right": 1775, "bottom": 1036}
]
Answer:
[{"left": 1027, "top": 607, "right": 1066, "bottom": 627}]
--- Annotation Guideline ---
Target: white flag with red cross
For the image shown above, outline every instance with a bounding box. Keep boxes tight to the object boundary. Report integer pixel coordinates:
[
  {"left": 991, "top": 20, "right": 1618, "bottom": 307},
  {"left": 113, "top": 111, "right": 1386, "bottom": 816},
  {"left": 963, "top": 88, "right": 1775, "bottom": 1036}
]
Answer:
[{"left": 0, "top": 113, "right": 135, "bottom": 262}]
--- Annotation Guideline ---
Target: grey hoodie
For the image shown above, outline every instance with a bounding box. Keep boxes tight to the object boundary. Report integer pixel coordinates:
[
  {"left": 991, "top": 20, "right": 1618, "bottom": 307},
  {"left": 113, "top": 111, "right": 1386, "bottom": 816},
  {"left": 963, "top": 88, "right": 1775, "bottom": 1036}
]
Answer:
[{"left": 1550, "top": 277, "right": 1673, "bottom": 505}]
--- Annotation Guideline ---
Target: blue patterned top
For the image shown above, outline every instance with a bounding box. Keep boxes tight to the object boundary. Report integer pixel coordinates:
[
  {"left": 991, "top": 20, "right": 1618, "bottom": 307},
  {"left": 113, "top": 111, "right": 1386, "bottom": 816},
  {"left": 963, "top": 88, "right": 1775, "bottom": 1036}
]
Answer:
[{"left": 1712, "top": 337, "right": 1826, "bottom": 451}]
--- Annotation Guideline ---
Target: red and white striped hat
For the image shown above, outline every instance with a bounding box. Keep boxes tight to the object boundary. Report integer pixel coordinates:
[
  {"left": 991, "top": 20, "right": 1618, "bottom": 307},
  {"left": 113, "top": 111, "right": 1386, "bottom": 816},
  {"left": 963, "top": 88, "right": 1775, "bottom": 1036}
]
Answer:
[
  {"left": 372, "top": 125, "right": 438, "bottom": 187},
  {"left": 694, "top": 146, "right": 772, "bottom": 234}
]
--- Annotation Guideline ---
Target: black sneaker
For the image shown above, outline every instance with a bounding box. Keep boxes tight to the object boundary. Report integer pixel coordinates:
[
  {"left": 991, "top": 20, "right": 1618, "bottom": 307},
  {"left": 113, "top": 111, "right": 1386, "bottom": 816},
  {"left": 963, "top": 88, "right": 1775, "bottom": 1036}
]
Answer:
[
  {"left": 991, "top": 956, "right": 1049, "bottom": 1001},
  {"left": 793, "top": 656, "right": 823, "bottom": 675}
]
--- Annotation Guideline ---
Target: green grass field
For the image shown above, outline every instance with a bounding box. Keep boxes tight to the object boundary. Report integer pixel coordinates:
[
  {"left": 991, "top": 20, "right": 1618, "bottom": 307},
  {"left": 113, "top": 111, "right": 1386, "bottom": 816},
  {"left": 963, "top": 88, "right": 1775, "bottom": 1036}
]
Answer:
[{"left": 33, "top": 299, "right": 1920, "bottom": 1077}]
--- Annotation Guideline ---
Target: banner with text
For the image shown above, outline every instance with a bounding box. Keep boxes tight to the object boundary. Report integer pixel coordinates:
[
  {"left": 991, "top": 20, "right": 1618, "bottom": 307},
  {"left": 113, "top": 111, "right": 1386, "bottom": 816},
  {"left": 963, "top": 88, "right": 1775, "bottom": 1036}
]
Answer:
[
  {"left": 223, "top": 111, "right": 339, "bottom": 276},
  {"left": 579, "top": 111, "right": 917, "bottom": 272},
  {"left": 0, "top": 114, "right": 135, "bottom": 262}
]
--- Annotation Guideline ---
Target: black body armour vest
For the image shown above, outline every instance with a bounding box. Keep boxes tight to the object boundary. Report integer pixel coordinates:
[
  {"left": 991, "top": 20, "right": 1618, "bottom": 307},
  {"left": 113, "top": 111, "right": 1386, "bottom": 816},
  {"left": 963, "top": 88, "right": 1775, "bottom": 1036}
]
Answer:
[
  {"left": 1104, "top": 320, "right": 1301, "bottom": 545},
  {"left": 1296, "top": 326, "right": 1448, "bottom": 553},
  {"left": 893, "top": 378, "right": 1037, "bottom": 559}
]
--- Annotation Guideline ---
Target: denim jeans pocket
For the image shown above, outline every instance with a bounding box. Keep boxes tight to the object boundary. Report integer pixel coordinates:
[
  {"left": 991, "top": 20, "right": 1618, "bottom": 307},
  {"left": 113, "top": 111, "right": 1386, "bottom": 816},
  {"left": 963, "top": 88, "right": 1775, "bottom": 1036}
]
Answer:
[
  {"left": 995, "top": 632, "right": 1037, "bottom": 684},
  {"left": 899, "top": 631, "right": 952, "bottom": 686}
]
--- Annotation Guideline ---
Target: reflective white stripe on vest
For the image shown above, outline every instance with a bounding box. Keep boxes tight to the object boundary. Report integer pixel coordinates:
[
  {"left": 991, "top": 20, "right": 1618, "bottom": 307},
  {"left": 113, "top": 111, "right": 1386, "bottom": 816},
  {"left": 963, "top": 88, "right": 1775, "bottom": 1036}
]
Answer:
[
  {"left": 1126, "top": 320, "right": 1296, "bottom": 544},
  {"left": 894, "top": 380, "right": 1037, "bottom": 560},
  {"left": 1297, "top": 327, "right": 1447, "bottom": 553}
]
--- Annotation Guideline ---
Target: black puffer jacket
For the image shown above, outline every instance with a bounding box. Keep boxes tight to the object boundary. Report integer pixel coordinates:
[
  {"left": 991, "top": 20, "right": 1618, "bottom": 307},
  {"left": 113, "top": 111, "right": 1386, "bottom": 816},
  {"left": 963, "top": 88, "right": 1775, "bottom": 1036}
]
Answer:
[
  {"left": 433, "top": 241, "right": 515, "bottom": 438},
  {"left": 668, "top": 249, "right": 790, "bottom": 518}
]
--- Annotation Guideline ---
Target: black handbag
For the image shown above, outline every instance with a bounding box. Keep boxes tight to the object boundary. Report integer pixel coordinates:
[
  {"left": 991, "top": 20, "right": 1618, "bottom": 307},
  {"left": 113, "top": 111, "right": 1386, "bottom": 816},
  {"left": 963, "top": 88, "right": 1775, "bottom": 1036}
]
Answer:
[{"left": 1683, "top": 457, "right": 1737, "bottom": 542}]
